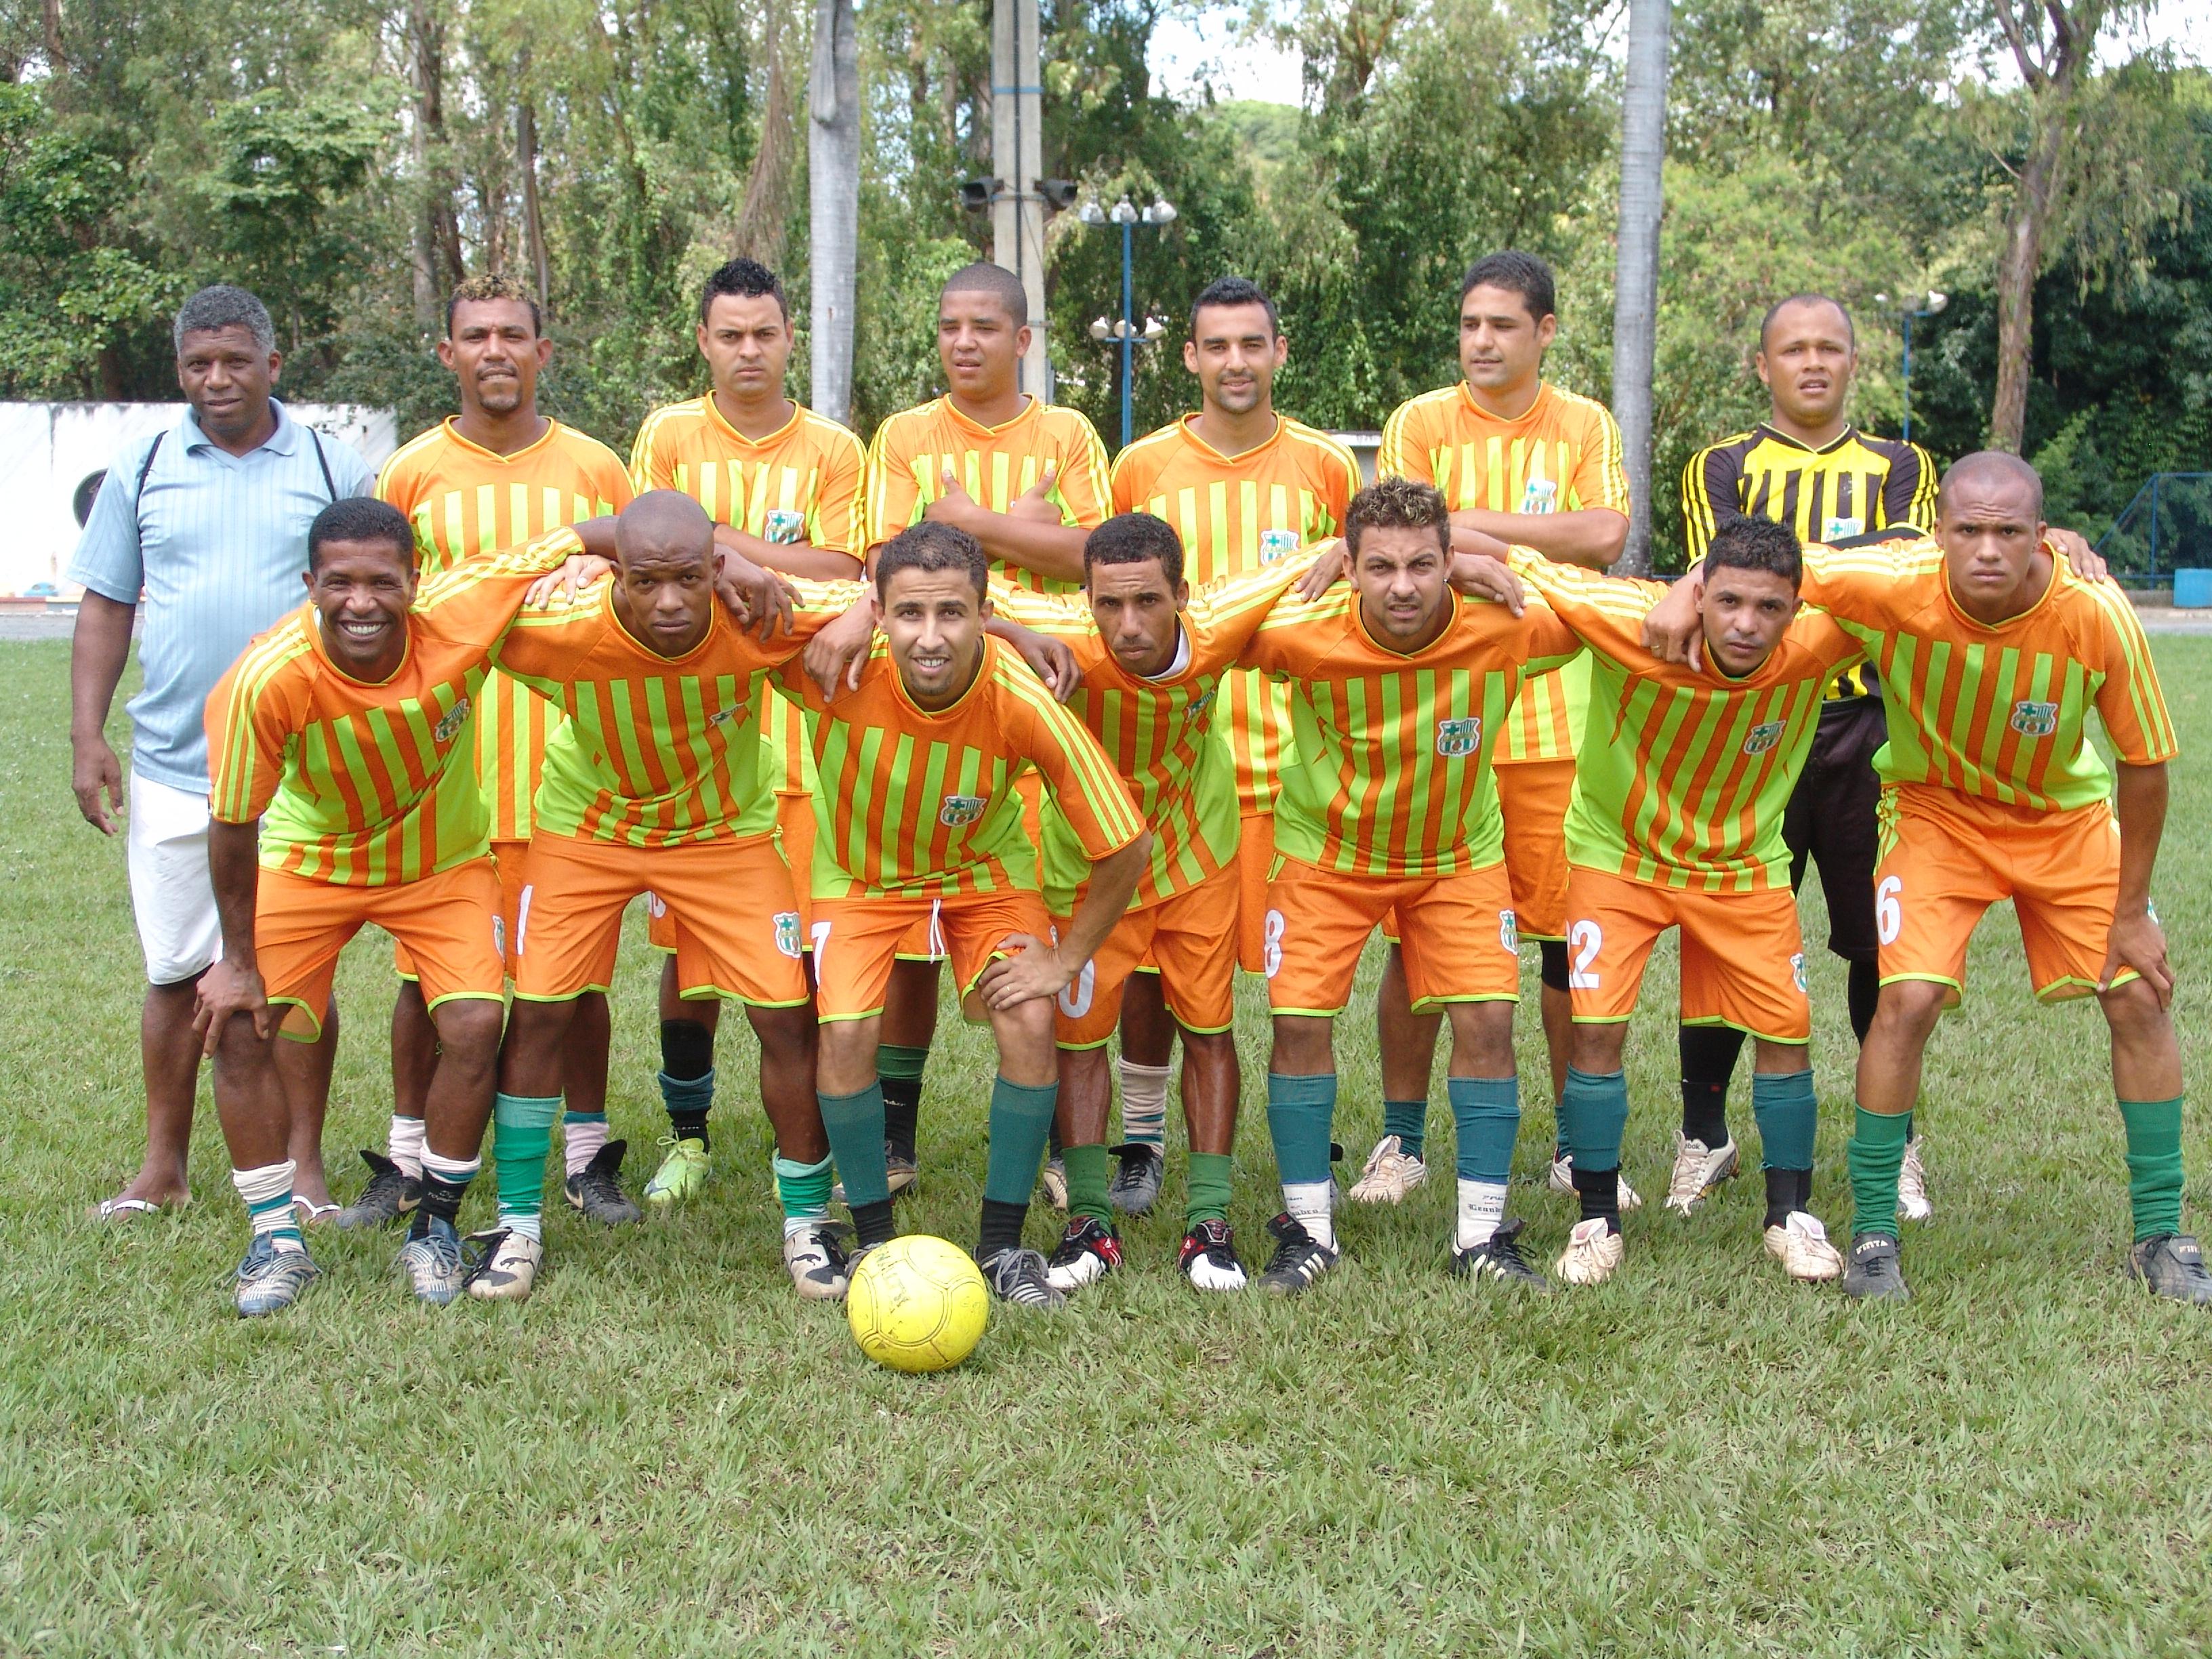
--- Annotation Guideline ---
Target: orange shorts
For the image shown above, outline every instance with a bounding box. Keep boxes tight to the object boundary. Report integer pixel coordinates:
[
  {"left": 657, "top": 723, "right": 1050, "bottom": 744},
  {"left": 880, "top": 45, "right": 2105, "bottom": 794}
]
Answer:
[
  {"left": 1052, "top": 863, "right": 1239, "bottom": 1048},
  {"left": 1875, "top": 786, "right": 2132, "bottom": 1007},
  {"left": 1235, "top": 811, "right": 1275, "bottom": 975},
  {"left": 1265, "top": 857, "right": 1521, "bottom": 1016},
  {"left": 1563, "top": 865, "right": 1811, "bottom": 1042},
  {"left": 264, "top": 859, "right": 505, "bottom": 1042},
  {"left": 394, "top": 838, "right": 528, "bottom": 980},
  {"left": 647, "top": 792, "right": 817, "bottom": 953},
  {"left": 514, "top": 832, "right": 808, "bottom": 1007},
  {"left": 812, "top": 888, "right": 1052, "bottom": 1022},
  {"left": 1496, "top": 756, "right": 1574, "bottom": 941}
]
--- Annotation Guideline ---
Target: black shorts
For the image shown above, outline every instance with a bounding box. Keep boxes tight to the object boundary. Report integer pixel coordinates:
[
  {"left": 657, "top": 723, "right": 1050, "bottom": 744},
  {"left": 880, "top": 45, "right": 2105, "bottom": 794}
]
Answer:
[{"left": 1782, "top": 697, "right": 1884, "bottom": 964}]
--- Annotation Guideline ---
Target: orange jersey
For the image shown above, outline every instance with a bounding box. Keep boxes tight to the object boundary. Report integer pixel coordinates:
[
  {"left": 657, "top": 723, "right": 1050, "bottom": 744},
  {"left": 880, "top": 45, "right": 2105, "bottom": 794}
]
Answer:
[
  {"left": 206, "top": 539, "right": 572, "bottom": 885},
  {"left": 1378, "top": 380, "right": 1628, "bottom": 764},
  {"left": 777, "top": 636, "right": 1145, "bottom": 901},
  {"left": 375, "top": 418, "right": 634, "bottom": 840},
  {"left": 863, "top": 395, "right": 1111, "bottom": 591},
  {"left": 1111, "top": 415, "right": 1360, "bottom": 812},
  {"left": 1241, "top": 586, "right": 1580, "bottom": 877},
  {"left": 1799, "top": 538, "right": 2179, "bottom": 810},
  {"left": 629, "top": 394, "right": 867, "bottom": 796}
]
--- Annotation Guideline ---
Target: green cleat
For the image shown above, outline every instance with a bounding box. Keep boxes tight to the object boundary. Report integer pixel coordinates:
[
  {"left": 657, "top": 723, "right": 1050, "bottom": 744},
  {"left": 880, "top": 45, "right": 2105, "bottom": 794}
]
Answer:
[{"left": 643, "top": 1135, "right": 710, "bottom": 1206}]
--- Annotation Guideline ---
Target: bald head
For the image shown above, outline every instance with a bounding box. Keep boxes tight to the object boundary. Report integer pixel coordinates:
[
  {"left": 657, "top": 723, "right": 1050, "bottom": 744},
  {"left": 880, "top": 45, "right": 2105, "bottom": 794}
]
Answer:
[
  {"left": 942, "top": 262, "right": 1028, "bottom": 329},
  {"left": 1938, "top": 451, "right": 2044, "bottom": 524},
  {"left": 615, "top": 489, "right": 716, "bottom": 567}
]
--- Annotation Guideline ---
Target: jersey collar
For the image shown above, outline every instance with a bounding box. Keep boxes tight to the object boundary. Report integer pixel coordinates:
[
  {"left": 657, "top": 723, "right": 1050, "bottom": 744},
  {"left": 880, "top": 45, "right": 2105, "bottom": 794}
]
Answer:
[
  {"left": 1351, "top": 590, "right": 1458, "bottom": 660},
  {"left": 703, "top": 394, "right": 803, "bottom": 449},
  {"left": 1753, "top": 421, "right": 1859, "bottom": 457},
  {"left": 308, "top": 605, "right": 415, "bottom": 688},
  {"left": 888, "top": 633, "right": 996, "bottom": 719},
  {"left": 438, "top": 415, "right": 560, "bottom": 466},
  {"left": 941, "top": 394, "right": 1041, "bottom": 439},
  {"left": 609, "top": 591, "right": 722, "bottom": 664},
  {"left": 1942, "top": 551, "right": 2060, "bottom": 634},
  {"left": 1455, "top": 379, "right": 1551, "bottom": 431},
  {"left": 1174, "top": 411, "right": 1283, "bottom": 465}
]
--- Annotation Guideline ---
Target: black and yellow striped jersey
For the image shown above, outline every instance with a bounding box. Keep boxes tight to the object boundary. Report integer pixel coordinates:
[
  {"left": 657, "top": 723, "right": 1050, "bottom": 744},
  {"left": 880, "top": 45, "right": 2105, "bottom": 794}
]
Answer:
[{"left": 1681, "top": 424, "right": 1936, "bottom": 699}]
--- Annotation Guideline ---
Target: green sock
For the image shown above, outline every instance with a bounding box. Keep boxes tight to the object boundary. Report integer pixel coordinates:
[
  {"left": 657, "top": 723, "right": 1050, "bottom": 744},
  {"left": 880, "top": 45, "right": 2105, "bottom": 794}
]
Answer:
[
  {"left": 2120, "top": 1096, "right": 2186, "bottom": 1243},
  {"left": 772, "top": 1152, "right": 834, "bottom": 1227},
  {"left": 1266, "top": 1072, "right": 1337, "bottom": 1185},
  {"left": 984, "top": 1076, "right": 1059, "bottom": 1206},
  {"left": 1448, "top": 1076, "right": 1521, "bottom": 1183},
  {"left": 492, "top": 1092, "right": 560, "bottom": 1241},
  {"left": 1560, "top": 1067, "right": 1628, "bottom": 1170},
  {"left": 1185, "top": 1151, "right": 1233, "bottom": 1227},
  {"left": 1063, "top": 1143, "right": 1112, "bottom": 1225},
  {"left": 1752, "top": 1068, "right": 1818, "bottom": 1171},
  {"left": 819, "top": 1084, "right": 889, "bottom": 1208},
  {"left": 1847, "top": 1105, "right": 1912, "bottom": 1240},
  {"left": 878, "top": 1043, "right": 928, "bottom": 1084},
  {"left": 1382, "top": 1098, "right": 1427, "bottom": 1162}
]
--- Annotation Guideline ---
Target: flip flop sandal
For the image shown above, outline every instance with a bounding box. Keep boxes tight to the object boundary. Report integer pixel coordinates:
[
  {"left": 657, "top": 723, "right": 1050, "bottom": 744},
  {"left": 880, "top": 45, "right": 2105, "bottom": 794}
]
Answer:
[
  {"left": 89, "top": 1195, "right": 173, "bottom": 1222},
  {"left": 293, "top": 1197, "right": 342, "bottom": 1225}
]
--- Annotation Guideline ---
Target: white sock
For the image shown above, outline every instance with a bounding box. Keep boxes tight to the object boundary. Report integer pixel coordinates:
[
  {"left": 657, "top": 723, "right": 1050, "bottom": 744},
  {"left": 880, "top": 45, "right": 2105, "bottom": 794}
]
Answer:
[
  {"left": 388, "top": 1114, "right": 426, "bottom": 1179},
  {"left": 1456, "top": 1178, "right": 1509, "bottom": 1250},
  {"left": 562, "top": 1111, "right": 610, "bottom": 1178},
  {"left": 506, "top": 1212, "right": 544, "bottom": 1242},
  {"left": 232, "top": 1159, "right": 304, "bottom": 1251},
  {"left": 421, "top": 1149, "right": 480, "bottom": 1189},
  {"left": 1284, "top": 1179, "right": 1335, "bottom": 1250},
  {"left": 1116, "top": 1059, "right": 1172, "bottom": 1148}
]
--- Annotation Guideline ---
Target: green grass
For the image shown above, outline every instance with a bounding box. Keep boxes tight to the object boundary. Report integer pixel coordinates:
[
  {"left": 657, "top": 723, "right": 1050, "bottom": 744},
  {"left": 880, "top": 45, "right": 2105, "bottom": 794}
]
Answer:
[{"left": 4, "top": 638, "right": 2211, "bottom": 1657}]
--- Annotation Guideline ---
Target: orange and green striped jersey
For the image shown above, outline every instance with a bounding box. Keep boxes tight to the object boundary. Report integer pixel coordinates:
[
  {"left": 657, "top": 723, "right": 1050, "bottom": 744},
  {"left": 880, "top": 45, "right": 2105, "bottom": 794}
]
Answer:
[
  {"left": 205, "top": 538, "right": 575, "bottom": 884},
  {"left": 1379, "top": 380, "right": 1627, "bottom": 766},
  {"left": 991, "top": 563, "right": 1309, "bottom": 909},
  {"left": 863, "top": 395, "right": 1111, "bottom": 592},
  {"left": 775, "top": 635, "right": 1145, "bottom": 900},
  {"left": 629, "top": 394, "right": 867, "bottom": 797},
  {"left": 1240, "top": 585, "right": 1579, "bottom": 876},
  {"left": 491, "top": 529, "right": 863, "bottom": 848},
  {"left": 1110, "top": 414, "right": 1359, "bottom": 813},
  {"left": 375, "top": 417, "right": 633, "bottom": 841},
  {"left": 1798, "top": 539, "right": 2178, "bottom": 809},
  {"left": 1510, "top": 554, "right": 1864, "bottom": 893}
]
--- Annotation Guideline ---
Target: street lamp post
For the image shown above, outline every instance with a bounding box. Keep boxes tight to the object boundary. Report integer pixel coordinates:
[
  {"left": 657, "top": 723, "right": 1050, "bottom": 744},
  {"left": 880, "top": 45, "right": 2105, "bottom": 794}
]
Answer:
[
  {"left": 1079, "top": 195, "right": 1176, "bottom": 447},
  {"left": 1877, "top": 289, "right": 1949, "bottom": 444}
]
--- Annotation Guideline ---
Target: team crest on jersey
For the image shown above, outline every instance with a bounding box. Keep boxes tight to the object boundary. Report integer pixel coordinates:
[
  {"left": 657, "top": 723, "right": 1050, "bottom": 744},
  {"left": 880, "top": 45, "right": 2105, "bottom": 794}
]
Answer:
[
  {"left": 1519, "top": 476, "right": 1559, "bottom": 516},
  {"left": 1822, "top": 516, "right": 1864, "bottom": 542},
  {"left": 1790, "top": 951, "right": 1808, "bottom": 994},
  {"left": 433, "top": 697, "right": 472, "bottom": 745},
  {"left": 1187, "top": 687, "right": 1216, "bottom": 721},
  {"left": 939, "top": 794, "right": 988, "bottom": 827},
  {"left": 1499, "top": 909, "right": 1519, "bottom": 954},
  {"left": 773, "top": 911, "right": 802, "bottom": 959},
  {"left": 1435, "top": 716, "right": 1481, "bottom": 758},
  {"left": 1258, "top": 527, "right": 1303, "bottom": 565},
  {"left": 2009, "top": 699, "right": 2059, "bottom": 738},
  {"left": 764, "top": 508, "right": 806, "bottom": 546},
  {"left": 1743, "top": 720, "right": 1786, "bottom": 756},
  {"left": 707, "top": 705, "right": 739, "bottom": 727}
]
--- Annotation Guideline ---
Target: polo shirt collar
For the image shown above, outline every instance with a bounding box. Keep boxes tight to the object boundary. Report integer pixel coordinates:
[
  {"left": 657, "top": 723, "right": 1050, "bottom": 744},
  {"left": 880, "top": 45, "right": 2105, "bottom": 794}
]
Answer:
[{"left": 178, "top": 396, "right": 300, "bottom": 457}]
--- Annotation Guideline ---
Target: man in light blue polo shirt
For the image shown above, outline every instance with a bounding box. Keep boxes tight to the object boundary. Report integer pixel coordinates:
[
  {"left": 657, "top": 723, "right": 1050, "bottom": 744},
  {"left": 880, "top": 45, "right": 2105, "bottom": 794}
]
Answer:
[{"left": 68, "top": 283, "right": 374, "bottom": 1222}]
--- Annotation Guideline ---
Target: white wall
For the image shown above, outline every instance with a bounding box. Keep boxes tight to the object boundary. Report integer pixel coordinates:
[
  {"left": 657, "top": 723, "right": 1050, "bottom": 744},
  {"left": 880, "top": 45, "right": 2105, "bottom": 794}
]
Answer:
[{"left": 1, "top": 402, "right": 397, "bottom": 596}]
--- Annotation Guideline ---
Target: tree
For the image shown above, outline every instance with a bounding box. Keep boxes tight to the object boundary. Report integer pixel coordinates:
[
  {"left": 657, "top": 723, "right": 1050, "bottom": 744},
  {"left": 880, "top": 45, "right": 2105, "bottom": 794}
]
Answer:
[
  {"left": 808, "top": 0, "right": 859, "bottom": 422},
  {"left": 1610, "top": 0, "right": 1670, "bottom": 573}
]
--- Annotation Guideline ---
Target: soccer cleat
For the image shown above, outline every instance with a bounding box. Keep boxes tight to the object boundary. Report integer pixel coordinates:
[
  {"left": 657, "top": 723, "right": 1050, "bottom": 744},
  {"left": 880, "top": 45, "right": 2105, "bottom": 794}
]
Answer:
[
  {"left": 1763, "top": 1210, "right": 1845, "bottom": 1282},
  {"left": 979, "top": 1246, "right": 1065, "bottom": 1309},
  {"left": 781, "top": 1223, "right": 853, "bottom": 1301},
  {"left": 465, "top": 1229, "right": 544, "bottom": 1303},
  {"left": 1550, "top": 1153, "right": 1643, "bottom": 1213},
  {"left": 1841, "top": 1232, "right": 1911, "bottom": 1300},
  {"left": 1452, "top": 1217, "right": 1551, "bottom": 1290},
  {"left": 1256, "top": 1213, "right": 1339, "bottom": 1296},
  {"left": 1896, "top": 1136, "right": 1933, "bottom": 1222},
  {"left": 1348, "top": 1134, "right": 1429, "bottom": 1204},
  {"left": 566, "top": 1140, "right": 643, "bottom": 1225},
  {"left": 397, "top": 1216, "right": 468, "bottom": 1306},
  {"left": 643, "top": 1136, "right": 710, "bottom": 1207},
  {"left": 234, "top": 1236, "right": 319, "bottom": 1317},
  {"left": 1554, "top": 1216, "right": 1625, "bottom": 1286},
  {"left": 1663, "top": 1134, "right": 1740, "bottom": 1216},
  {"left": 1039, "top": 1156, "right": 1069, "bottom": 1211},
  {"left": 1179, "top": 1218, "right": 1248, "bottom": 1292},
  {"left": 2128, "top": 1234, "right": 2212, "bottom": 1305},
  {"left": 830, "top": 1145, "right": 920, "bottom": 1206},
  {"left": 1107, "top": 1142, "right": 1165, "bottom": 1216},
  {"left": 334, "top": 1149, "right": 419, "bottom": 1230},
  {"left": 1044, "top": 1215, "right": 1123, "bottom": 1293}
]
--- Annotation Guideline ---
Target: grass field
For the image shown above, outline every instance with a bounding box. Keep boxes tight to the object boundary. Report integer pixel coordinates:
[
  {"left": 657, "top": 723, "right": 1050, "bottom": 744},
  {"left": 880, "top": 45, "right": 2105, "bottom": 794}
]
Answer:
[{"left": 3, "top": 637, "right": 2211, "bottom": 1657}]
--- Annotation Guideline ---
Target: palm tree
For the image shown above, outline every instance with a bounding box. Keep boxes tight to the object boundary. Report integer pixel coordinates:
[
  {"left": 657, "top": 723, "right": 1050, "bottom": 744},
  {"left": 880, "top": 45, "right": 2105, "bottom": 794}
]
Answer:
[{"left": 1610, "top": 0, "right": 1670, "bottom": 575}]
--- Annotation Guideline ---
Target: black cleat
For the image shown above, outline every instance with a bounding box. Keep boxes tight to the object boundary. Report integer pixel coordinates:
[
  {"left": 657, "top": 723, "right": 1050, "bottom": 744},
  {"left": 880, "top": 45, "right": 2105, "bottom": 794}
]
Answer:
[
  {"left": 979, "top": 1246, "right": 1065, "bottom": 1309},
  {"left": 1107, "top": 1141, "right": 1166, "bottom": 1216},
  {"left": 1044, "top": 1214, "right": 1122, "bottom": 1294},
  {"left": 565, "top": 1140, "right": 642, "bottom": 1225},
  {"left": 1179, "top": 1218, "right": 1248, "bottom": 1291},
  {"left": 1452, "top": 1217, "right": 1551, "bottom": 1291},
  {"left": 1841, "top": 1232, "right": 1912, "bottom": 1301},
  {"left": 1256, "top": 1213, "right": 1339, "bottom": 1296},
  {"left": 335, "top": 1149, "right": 419, "bottom": 1230},
  {"left": 2129, "top": 1233, "right": 2212, "bottom": 1305}
]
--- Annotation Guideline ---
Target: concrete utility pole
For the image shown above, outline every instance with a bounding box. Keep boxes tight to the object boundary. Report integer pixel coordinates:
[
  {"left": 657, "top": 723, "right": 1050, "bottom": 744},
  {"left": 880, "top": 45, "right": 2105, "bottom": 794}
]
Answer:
[
  {"left": 808, "top": 0, "right": 859, "bottom": 424},
  {"left": 991, "top": 0, "right": 1049, "bottom": 396},
  {"left": 1610, "top": 0, "right": 1670, "bottom": 575}
]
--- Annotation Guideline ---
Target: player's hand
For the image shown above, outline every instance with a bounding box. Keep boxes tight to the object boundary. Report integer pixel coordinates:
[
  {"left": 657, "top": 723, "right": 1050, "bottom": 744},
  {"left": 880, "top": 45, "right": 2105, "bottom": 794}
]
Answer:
[
  {"left": 2100, "top": 907, "right": 2173, "bottom": 1008},
  {"left": 1294, "top": 539, "right": 1346, "bottom": 600},
  {"left": 716, "top": 554, "right": 798, "bottom": 640},
  {"left": 525, "top": 554, "right": 609, "bottom": 609},
  {"left": 1641, "top": 572, "right": 1706, "bottom": 672},
  {"left": 1006, "top": 466, "right": 1062, "bottom": 524},
  {"left": 806, "top": 596, "right": 879, "bottom": 699},
  {"left": 72, "top": 737, "right": 123, "bottom": 835},
  {"left": 1448, "top": 553, "right": 1525, "bottom": 615},
  {"left": 192, "top": 958, "right": 272, "bottom": 1054},
  {"left": 926, "top": 466, "right": 979, "bottom": 528},
  {"left": 1006, "top": 628, "right": 1080, "bottom": 701},
  {"left": 977, "top": 934, "right": 1075, "bottom": 1010},
  {"left": 2045, "top": 527, "right": 2108, "bottom": 583}
]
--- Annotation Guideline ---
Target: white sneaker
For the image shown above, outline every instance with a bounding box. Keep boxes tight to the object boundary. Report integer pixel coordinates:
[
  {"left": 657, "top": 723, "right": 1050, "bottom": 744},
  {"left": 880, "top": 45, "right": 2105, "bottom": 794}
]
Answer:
[
  {"left": 1763, "top": 1210, "right": 1845, "bottom": 1282},
  {"left": 1897, "top": 1136, "right": 1932, "bottom": 1222},
  {"left": 1348, "top": 1134, "right": 1429, "bottom": 1204},
  {"left": 1039, "top": 1156, "right": 1068, "bottom": 1210},
  {"left": 782, "top": 1224, "right": 852, "bottom": 1301},
  {"left": 1549, "top": 1154, "right": 1643, "bottom": 1213},
  {"left": 464, "top": 1229, "right": 544, "bottom": 1303},
  {"left": 1664, "top": 1134, "right": 1740, "bottom": 1216},
  {"left": 1554, "top": 1216, "right": 1625, "bottom": 1286}
]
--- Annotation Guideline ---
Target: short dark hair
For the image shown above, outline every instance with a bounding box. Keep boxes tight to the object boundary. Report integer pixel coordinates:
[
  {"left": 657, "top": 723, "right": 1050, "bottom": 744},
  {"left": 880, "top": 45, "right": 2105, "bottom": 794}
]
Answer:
[
  {"left": 1345, "top": 476, "right": 1452, "bottom": 559},
  {"left": 941, "top": 262, "right": 1028, "bottom": 329},
  {"left": 1084, "top": 512, "right": 1185, "bottom": 590},
  {"left": 1190, "top": 275, "right": 1278, "bottom": 340},
  {"left": 1705, "top": 516, "right": 1802, "bottom": 588},
  {"left": 308, "top": 497, "right": 415, "bottom": 572},
  {"left": 174, "top": 284, "right": 274, "bottom": 356},
  {"left": 876, "top": 521, "right": 988, "bottom": 600},
  {"left": 700, "top": 257, "right": 788, "bottom": 325},
  {"left": 1459, "top": 251, "right": 1556, "bottom": 323},
  {"left": 1758, "top": 293, "right": 1853, "bottom": 352},
  {"left": 446, "top": 274, "right": 541, "bottom": 338}
]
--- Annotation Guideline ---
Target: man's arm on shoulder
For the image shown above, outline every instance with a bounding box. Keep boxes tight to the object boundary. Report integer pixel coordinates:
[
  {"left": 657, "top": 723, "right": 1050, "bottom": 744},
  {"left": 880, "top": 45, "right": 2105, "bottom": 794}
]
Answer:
[{"left": 1447, "top": 506, "right": 1626, "bottom": 569}]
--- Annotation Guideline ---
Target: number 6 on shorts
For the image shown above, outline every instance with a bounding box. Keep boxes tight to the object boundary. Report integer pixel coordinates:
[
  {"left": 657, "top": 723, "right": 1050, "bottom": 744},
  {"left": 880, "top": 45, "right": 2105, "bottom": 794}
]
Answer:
[{"left": 1876, "top": 875, "right": 1902, "bottom": 946}]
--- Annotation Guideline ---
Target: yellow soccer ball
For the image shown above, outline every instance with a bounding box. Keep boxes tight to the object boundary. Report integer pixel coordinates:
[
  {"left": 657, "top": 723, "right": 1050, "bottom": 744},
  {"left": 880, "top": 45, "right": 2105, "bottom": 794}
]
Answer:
[{"left": 846, "top": 1234, "right": 990, "bottom": 1373}]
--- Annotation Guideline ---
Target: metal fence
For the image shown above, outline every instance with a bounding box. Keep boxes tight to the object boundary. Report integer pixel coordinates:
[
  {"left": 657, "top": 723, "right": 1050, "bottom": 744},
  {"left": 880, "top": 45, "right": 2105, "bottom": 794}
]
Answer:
[{"left": 2095, "top": 474, "right": 2212, "bottom": 585}]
